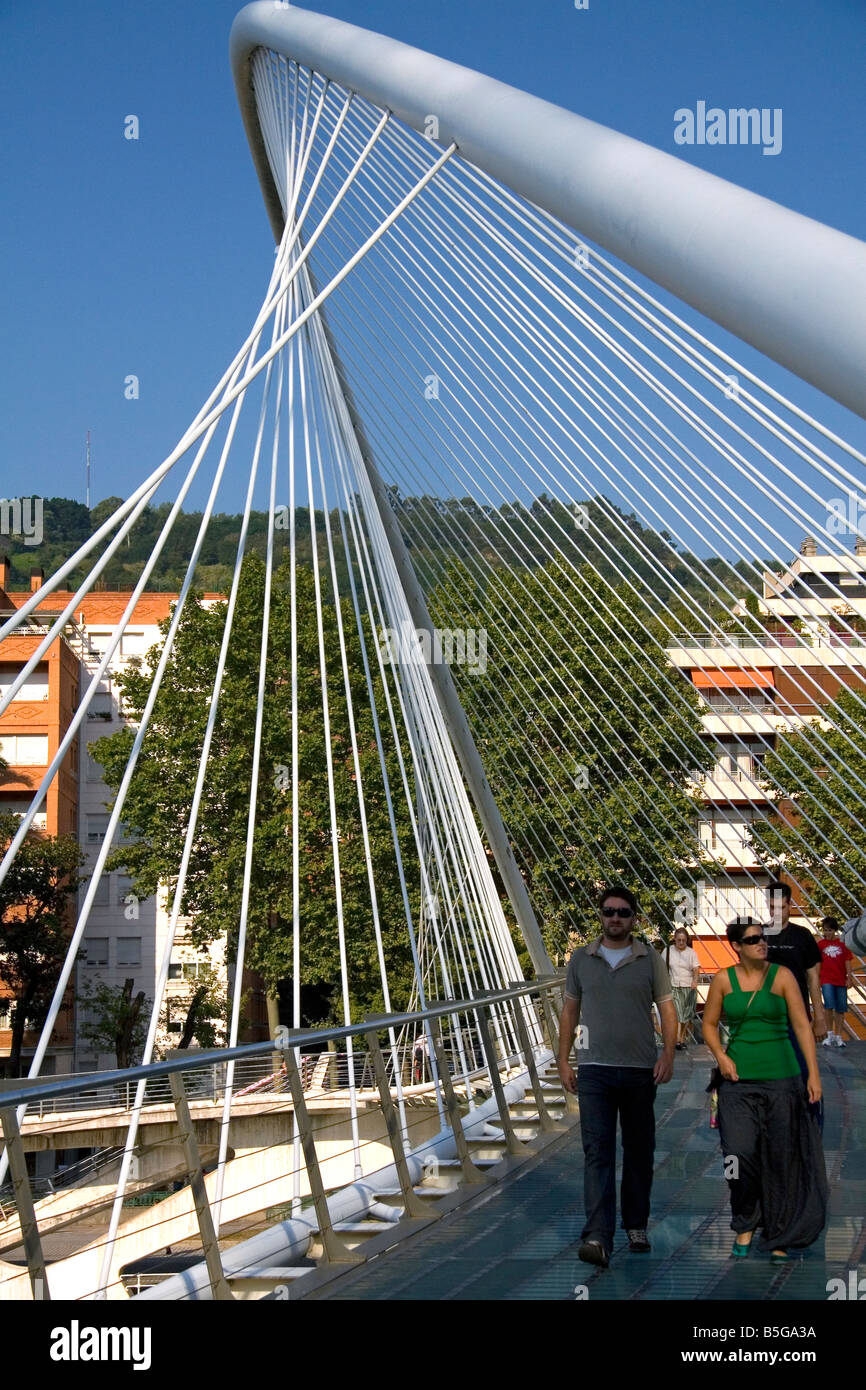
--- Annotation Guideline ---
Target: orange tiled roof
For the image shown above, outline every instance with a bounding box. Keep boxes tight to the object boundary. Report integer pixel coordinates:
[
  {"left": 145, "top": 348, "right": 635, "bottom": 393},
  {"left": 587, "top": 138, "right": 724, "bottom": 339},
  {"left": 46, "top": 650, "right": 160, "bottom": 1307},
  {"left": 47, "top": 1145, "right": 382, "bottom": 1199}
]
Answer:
[{"left": 2, "top": 591, "right": 224, "bottom": 623}]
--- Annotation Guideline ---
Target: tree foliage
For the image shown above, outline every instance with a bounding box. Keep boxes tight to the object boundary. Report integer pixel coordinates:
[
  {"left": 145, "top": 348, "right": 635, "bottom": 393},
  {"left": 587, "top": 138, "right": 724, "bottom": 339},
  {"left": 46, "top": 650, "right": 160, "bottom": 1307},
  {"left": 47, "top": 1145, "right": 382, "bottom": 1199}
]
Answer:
[
  {"left": 91, "top": 556, "right": 419, "bottom": 1025},
  {"left": 428, "top": 558, "right": 716, "bottom": 955},
  {"left": 0, "top": 813, "right": 83, "bottom": 1075},
  {"left": 751, "top": 687, "right": 866, "bottom": 918},
  {"left": 78, "top": 976, "right": 150, "bottom": 1068}
]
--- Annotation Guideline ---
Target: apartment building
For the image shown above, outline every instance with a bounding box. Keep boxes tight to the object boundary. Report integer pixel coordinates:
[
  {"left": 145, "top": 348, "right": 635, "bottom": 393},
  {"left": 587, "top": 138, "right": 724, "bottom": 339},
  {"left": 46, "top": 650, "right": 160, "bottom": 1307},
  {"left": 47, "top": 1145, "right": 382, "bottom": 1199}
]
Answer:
[
  {"left": 0, "top": 560, "right": 268, "bottom": 1073},
  {"left": 0, "top": 562, "right": 79, "bottom": 1074},
  {"left": 668, "top": 537, "right": 866, "bottom": 955}
]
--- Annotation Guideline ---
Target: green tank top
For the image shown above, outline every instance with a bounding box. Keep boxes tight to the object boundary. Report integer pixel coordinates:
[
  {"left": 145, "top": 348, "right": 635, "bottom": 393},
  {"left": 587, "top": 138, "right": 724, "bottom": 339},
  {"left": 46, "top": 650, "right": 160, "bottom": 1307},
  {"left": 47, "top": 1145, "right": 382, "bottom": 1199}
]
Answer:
[{"left": 722, "top": 963, "right": 800, "bottom": 1080}]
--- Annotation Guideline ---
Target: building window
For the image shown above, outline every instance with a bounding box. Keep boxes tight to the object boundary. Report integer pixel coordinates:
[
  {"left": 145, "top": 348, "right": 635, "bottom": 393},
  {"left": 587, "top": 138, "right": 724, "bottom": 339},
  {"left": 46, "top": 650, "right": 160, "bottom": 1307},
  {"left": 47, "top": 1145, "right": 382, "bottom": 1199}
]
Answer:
[
  {"left": 84, "top": 938, "right": 109, "bottom": 966},
  {"left": 120, "top": 631, "right": 146, "bottom": 658},
  {"left": 87, "top": 632, "right": 114, "bottom": 656},
  {"left": 0, "top": 799, "right": 47, "bottom": 830},
  {"left": 0, "top": 734, "right": 49, "bottom": 765},
  {"left": 85, "top": 749, "right": 105, "bottom": 781},
  {"left": 116, "top": 937, "right": 141, "bottom": 967},
  {"left": 0, "top": 999, "right": 11, "bottom": 1028},
  {"left": 86, "top": 815, "right": 110, "bottom": 844},
  {"left": 83, "top": 875, "right": 111, "bottom": 906},
  {"left": 0, "top": 665, "right": 49, "bottom": 701},
  {"left": 87, "top": 691, "right": 113, "bottom": 720},
  {"left": 168, "top": 963, "right": 183, "bottom": 980}
]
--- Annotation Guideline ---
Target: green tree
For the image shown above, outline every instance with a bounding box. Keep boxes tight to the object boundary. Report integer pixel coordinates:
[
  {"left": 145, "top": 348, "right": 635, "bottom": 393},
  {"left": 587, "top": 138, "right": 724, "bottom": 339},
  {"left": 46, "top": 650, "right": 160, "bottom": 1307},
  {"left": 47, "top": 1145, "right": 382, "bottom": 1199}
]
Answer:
[
  {"left": 751, "top": 687, "right": 866, "bottom": 917},
  {"left": 161, "top": 962, "right": 233, "bottom": 1051},
  {"left": 429, "top": 559, "right": 716, "bottom": 956},
  {"left": 78, "top": 976, "right": 151, "bottom": 1068},
  {"left": 0, "top": 813, "right": 83, "bottom": 1075},
  {"left": 91, "top": 556, "right": 418, "bottom": 1026}
]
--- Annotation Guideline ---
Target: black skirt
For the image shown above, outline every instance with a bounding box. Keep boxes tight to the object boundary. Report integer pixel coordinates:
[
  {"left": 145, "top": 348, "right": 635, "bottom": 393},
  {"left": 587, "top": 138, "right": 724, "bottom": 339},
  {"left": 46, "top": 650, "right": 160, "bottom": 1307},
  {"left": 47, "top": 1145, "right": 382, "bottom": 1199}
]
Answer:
[{"left": 717, "top": 1075, "right": 828, "bottom": 1250}]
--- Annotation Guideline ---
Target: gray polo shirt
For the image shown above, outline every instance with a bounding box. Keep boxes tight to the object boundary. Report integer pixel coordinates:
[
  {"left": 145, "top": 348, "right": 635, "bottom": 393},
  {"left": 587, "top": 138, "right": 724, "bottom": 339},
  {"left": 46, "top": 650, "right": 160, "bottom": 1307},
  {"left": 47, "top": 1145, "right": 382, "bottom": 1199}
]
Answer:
[{"left": 564, "top": 937, "right": 672, "bottom": 1069}]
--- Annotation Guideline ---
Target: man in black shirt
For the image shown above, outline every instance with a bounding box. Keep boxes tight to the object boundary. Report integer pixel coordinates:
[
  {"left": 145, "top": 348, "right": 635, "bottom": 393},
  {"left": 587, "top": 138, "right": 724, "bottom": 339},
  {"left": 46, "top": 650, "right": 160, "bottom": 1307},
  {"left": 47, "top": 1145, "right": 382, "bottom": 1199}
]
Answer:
[
  {"left": 765, "top": 880, "right": 825, "bottom": 1131},
  {"left": 764, "top": 881, "right": 825, "bottom": 1036}
]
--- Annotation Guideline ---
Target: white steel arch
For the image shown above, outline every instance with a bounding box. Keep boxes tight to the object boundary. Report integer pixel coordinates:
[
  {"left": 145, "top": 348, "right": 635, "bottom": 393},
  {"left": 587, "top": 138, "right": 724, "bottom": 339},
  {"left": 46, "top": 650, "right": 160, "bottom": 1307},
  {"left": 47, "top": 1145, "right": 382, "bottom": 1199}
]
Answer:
[{"left": 231, "top": 1, "right": 866, "bottom": 421}]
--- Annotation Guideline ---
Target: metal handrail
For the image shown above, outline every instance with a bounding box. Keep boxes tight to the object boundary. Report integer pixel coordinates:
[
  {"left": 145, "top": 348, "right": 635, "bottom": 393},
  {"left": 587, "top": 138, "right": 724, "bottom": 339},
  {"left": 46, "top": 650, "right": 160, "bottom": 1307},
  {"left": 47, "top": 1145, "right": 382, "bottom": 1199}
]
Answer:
[
  {"left": 0, "top": 978, "right": 564, "bottom": 1302},
  {"left": 0, "top": 979, "right": 558, "bottom": 1113}
]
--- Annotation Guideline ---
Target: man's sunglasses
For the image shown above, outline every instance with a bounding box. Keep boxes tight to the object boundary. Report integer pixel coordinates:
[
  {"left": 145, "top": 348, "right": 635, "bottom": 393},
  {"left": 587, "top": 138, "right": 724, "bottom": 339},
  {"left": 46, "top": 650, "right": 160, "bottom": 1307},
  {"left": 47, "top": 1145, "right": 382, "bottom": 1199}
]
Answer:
[
  {"left": 601, "top": 907, "right": 634, "bottom": 918},
  {"left": 740, "top": 933, "right": 765, "bottom": 945}
]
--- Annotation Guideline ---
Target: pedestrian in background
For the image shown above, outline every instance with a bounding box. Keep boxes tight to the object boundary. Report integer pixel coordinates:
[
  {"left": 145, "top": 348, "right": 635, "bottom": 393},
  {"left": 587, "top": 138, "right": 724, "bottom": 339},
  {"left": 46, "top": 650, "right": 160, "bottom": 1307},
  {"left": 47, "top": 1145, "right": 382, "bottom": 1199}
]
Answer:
[
  {"left": 669, "top": 927, "right": 700, "bottom": 1049},
  {"left": 818, "top": 917, "right": 855, "bottom": 1049}
]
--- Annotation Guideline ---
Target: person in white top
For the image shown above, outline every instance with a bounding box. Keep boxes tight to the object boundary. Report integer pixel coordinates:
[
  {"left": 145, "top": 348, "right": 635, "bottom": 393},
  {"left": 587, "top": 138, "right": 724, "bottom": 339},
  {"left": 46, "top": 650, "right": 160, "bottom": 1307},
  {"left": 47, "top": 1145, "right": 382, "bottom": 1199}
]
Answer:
[{"left": 669, "top": 928, "right": 700, "bottom": 1048}]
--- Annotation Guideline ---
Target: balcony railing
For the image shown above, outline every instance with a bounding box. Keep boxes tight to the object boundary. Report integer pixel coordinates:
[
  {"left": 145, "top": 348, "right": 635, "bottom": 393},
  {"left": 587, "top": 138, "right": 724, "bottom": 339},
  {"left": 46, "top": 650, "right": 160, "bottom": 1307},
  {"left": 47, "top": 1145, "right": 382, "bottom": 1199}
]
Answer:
[{"left": 669, "top": 632, "right": 866, "bottom": 650}]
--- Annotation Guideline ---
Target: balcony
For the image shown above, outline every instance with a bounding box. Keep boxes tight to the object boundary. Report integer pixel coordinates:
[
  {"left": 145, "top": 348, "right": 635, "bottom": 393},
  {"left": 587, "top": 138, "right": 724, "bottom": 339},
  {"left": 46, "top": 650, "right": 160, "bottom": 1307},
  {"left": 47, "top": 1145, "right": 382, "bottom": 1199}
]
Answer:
[
  {"left": 700, "top": 771, "right": 768, "bottom": 803},
  {"left": 668, "top": 632, "right": 866, "bottom": 650}
]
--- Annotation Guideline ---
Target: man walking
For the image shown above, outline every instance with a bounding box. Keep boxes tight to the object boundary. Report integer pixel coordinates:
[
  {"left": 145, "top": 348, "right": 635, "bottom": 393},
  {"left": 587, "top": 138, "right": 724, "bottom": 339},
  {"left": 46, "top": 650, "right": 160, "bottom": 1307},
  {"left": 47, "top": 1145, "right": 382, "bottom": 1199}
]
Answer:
[
  {"left": 557, "top": 887, "right": 676, "bottom": 1267},
  {"left": 764, "top": 879, "right": 825, "bottom": 1129}
]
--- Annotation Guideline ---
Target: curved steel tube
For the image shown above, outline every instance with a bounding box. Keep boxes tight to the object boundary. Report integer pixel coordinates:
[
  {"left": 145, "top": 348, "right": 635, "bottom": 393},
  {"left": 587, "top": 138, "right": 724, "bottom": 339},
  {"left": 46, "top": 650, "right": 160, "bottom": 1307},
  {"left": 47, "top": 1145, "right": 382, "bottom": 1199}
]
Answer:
[{"left": 230, "top": 1, "right": 866, "bottom": 419}]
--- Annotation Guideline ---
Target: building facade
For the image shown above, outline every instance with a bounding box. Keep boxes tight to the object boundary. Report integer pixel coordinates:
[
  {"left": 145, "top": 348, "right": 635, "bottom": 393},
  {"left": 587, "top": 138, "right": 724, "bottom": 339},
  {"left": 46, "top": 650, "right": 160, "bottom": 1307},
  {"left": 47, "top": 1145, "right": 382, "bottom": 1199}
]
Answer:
[
  {"left": 0, "top": 562, "right": 269, "bottom": 1076},
  {"left": 668, "top": 537, "right": 866, "bottom": 950}
]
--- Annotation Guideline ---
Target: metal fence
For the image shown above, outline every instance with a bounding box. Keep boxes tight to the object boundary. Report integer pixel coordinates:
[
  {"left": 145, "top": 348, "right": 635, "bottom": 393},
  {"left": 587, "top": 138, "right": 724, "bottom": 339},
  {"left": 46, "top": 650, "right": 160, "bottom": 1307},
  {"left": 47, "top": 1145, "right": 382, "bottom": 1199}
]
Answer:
[{"left": 0, "top": 977, "right": 568, "bottom": 1304}]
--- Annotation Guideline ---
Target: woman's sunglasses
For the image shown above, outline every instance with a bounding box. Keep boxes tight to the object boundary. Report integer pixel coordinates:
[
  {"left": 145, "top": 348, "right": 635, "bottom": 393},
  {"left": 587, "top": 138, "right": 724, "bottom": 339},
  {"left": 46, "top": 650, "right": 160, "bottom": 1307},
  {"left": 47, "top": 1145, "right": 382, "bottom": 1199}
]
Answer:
[{"left": 740, "top": 933, "right": 765, "bottom": 945}]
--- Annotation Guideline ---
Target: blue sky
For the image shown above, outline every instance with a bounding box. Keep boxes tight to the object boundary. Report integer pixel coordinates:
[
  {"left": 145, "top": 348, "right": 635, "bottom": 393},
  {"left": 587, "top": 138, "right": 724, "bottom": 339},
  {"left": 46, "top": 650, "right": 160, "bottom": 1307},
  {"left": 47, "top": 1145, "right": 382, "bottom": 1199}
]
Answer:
[{"left": 1, "top": 0, "right": 864, "bottom": 518}]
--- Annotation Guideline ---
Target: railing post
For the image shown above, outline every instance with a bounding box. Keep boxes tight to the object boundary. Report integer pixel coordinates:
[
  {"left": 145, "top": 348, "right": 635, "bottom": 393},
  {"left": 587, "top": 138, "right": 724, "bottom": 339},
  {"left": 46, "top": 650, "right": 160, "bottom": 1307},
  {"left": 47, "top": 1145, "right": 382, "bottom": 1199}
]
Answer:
[
  {"left": 426, "top": 1009, "right": 487, "bottom": 1186},
  {"left": 537, "top": 984, "right": 562, "bottom": 1053},
  {"left": 363, "top": 1018, "right": 428, "bottom": 1218},
  {"left": 507, "top": 985, "right": 559, "bottom": 1132},
  {"left": 281, "top": 1049, "right": 361, "bottom": 1265},
  {"left": 473, "top": 999, "right": 526, "bottom": 1156},
  {"left": 168, "top": 1072, "right": 234, "bottom": 1301},
  {"left": 538, "top": 979, "right": 580, "bottom": 1115},
  {"left": 0, "top": 1105, "right": 50, "bottom": 1300}
]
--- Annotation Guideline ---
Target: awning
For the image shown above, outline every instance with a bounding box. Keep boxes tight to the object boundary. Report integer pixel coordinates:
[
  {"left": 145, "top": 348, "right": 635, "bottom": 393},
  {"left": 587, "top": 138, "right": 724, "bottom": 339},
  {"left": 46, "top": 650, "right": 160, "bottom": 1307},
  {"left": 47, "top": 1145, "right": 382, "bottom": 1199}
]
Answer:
[
  {"left": 693, "top": 937, "right": 738, "bottom": 972},
  {"left": 691, "top": 668, "right": 775, "bottom": 689}
]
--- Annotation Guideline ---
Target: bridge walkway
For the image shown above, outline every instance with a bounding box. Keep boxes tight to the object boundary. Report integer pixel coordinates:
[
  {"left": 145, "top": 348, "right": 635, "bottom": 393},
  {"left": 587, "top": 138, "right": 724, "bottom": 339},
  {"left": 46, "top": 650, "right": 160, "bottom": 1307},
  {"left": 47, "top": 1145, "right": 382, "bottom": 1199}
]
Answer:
[{"left": 315, "top": 1045, "right": 866, "bottom": 1301}]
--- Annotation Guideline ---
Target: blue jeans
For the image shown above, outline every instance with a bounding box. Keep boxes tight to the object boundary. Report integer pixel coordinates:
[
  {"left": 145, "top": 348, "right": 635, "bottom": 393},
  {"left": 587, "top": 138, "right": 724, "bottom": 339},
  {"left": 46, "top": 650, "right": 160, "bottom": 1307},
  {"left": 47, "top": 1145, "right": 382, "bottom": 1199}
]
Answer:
[{"left": 577, "top": 1065, "right": 657, "bottom": 1250}]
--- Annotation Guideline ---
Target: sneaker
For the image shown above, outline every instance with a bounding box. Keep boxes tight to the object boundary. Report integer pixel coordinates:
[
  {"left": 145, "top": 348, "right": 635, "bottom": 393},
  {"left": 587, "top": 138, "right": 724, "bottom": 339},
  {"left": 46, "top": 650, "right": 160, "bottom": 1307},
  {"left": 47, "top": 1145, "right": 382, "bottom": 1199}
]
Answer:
[
  {"left": 627, "top": 1229, "right": 651, "bottom": 1253},
  {"left": 836, "top": 1037, "right": 847, "bottom": 1048},
  {"left": 578, "top": 1239, "right": 610, "bottom": 1267},
  {"left": 822, "top": 1036, "right": 834, "bottom": 1047}
]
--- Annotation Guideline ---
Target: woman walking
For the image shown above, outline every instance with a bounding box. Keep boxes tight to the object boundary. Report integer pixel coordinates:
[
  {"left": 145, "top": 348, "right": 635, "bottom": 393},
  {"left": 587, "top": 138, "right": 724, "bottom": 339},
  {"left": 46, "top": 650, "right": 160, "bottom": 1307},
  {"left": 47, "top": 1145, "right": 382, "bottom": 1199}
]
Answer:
[
  {"left": 702, "top": 916, "right": 827, "bottom": 1261},
  {"left": 669, "top": 928, "right": 700, "bottom": 1049}
]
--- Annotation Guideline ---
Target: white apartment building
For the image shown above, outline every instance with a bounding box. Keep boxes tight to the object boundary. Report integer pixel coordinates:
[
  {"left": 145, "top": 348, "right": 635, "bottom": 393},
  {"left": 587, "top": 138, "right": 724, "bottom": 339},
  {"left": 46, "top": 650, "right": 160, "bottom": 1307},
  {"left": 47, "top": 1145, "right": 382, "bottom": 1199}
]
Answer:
[
  {"left": 668, "top": 538, "right": 866, "bottom": 941},
  {"left": 73, "top": 593, "right": 226, "bottom": 1070}
]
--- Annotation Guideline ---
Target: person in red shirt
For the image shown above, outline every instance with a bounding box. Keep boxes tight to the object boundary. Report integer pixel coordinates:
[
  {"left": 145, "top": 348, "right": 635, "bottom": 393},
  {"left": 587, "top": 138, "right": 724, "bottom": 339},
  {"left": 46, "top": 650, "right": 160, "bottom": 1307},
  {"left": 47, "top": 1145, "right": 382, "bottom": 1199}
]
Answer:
[{"left": 818, "top": 917, "right": 855, "bottom": 1048}]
